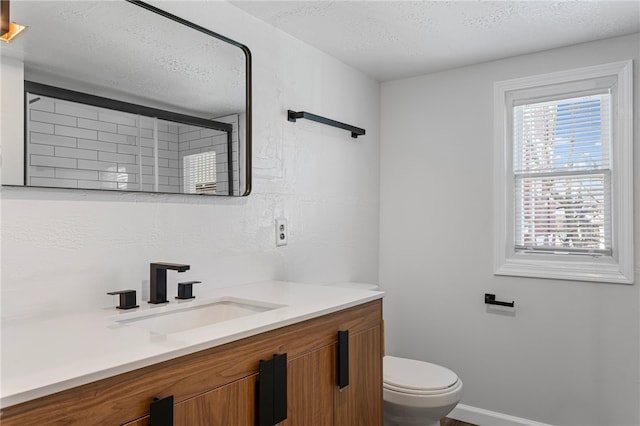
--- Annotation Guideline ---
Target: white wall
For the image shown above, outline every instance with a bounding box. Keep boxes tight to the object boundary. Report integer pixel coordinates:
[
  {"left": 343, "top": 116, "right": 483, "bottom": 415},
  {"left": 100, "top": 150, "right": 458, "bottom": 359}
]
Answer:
[
  {"left": 0, "top": 57, "right": 24, "bottom": 186},
  {"left": 0, "top": 1, "right": 380, "bottom": 319},
  {"left": 380, "top": 33, "right": 640, "bottom": 426}
]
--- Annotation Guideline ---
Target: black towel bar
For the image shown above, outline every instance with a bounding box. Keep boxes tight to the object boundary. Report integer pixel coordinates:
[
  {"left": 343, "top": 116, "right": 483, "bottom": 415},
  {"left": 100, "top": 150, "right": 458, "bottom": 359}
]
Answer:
[
  {"left": 287, "top": 110, "right": 365, "bottom": 138},
  {"left": 485, "top": 293, "right": 515, "bottom": 308}
]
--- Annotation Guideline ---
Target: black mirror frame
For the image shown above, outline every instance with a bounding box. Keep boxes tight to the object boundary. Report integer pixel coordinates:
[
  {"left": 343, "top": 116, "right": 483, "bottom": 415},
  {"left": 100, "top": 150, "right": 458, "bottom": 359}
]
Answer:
[
  {"left": 129, "top": 0, "right": 251, "bottom": 196},
  {"left": 15, "top": 0, "right": 252, "bottom": 197},
  {"left": 126, "top": 0, "right": 252, "bottom": 197}
]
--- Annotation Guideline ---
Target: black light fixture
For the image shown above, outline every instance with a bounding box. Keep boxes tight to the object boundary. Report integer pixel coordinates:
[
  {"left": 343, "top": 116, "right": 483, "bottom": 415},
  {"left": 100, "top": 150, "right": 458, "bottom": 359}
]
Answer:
[{"left": 1, "top": 0, "right": 27, "bottom": 43}]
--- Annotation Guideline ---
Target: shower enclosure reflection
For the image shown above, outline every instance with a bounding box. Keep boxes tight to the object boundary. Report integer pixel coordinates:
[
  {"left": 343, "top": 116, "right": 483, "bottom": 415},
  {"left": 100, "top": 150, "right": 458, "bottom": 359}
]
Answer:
[{"left": 26, "top": 85, "right": 239, "bottom": 195}]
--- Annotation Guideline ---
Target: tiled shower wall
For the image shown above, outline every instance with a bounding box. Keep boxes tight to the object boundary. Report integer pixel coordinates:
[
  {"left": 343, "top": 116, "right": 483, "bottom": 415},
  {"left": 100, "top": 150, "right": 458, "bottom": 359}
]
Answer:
[
  {"left": 27, "top": 94, "right": 236, "bottom": 194},
  {"left": 177, "top": 114, "right": 240, "bottom": 195}
]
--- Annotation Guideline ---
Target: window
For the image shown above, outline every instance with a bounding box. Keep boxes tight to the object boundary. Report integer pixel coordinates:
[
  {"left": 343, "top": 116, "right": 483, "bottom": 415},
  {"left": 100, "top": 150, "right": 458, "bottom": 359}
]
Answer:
[
  {"left": 514, "top": 93, "right": 611, "bottom": 254},
  {"left": 494, "top": 61, "right": 634, "bottom": 284},
  {"left": 183, "top": 151, "right": 217, "bottom": 195}
]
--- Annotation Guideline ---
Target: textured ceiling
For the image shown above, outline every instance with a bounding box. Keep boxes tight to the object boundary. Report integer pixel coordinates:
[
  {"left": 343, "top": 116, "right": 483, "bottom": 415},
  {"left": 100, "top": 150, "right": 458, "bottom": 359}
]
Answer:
[{"left": 231, "top": 1, "right": 640, "bottom": 81}]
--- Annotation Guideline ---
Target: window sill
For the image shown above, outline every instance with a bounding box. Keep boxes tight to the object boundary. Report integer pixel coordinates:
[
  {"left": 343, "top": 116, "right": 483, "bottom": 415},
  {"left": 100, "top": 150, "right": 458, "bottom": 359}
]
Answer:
[{"left": 494, "top": 253, "right": 634, "bottom": 284}]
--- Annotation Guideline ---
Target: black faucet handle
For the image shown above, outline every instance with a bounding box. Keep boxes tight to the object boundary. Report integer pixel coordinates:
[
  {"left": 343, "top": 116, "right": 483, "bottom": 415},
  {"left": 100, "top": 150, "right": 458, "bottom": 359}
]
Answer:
[
  {"left": 107, "top": 290, "right": 139, "bottom": 310},
  {"left": 176, "top": 281, "right": 202, "bottom": 300}
]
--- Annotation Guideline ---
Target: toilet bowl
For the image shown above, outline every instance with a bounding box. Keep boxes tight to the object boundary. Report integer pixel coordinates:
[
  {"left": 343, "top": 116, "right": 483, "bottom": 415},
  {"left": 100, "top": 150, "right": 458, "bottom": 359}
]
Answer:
[
  {"left": 323, "top": 283, "right": 463, "bottom": 426},
  {"left": 383, "top": 356, "right": 462, "bottom": 426}
]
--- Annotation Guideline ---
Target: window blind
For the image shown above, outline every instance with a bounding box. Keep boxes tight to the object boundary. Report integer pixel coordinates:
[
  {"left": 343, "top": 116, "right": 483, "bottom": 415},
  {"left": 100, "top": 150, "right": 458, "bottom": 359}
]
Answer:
[
  {"left": 183, "top": 151, "right": 217, "bottom": 195},
  {"left": 513, "top": 93, "right": 612, "bottom": 254}
]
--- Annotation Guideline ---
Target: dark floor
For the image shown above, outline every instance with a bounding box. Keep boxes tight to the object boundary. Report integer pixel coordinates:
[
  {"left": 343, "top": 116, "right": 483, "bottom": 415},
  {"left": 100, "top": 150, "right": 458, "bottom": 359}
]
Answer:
[{"left": 441, "top": 418, "right": 477, "bottom": 426}]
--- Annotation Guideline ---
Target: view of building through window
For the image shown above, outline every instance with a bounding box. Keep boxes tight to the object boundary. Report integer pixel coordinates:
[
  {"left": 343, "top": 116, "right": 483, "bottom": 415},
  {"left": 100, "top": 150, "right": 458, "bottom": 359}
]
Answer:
[{"left": 513, "top": 93, "right": 611, "bottom": 253}]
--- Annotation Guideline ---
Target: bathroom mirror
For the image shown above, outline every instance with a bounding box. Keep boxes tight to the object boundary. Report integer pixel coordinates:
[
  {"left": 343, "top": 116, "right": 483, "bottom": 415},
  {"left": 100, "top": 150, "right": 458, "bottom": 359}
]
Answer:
[{"left": 1, "top": 0, "right": 251, "bottom": 196}]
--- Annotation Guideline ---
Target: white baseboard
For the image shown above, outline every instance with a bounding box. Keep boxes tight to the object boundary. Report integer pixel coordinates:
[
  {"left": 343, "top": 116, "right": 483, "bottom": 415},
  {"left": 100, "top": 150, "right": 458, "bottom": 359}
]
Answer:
[{"left": 449, "top": 404, "right": 553, "bottom": 426}]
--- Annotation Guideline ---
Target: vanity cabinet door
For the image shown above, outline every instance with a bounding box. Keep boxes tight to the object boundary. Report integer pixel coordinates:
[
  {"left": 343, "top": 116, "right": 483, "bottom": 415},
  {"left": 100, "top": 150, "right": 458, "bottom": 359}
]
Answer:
[
  {"left": 334, "top": 325, "right": 383, "bottom": 426},
  {"left": 121, "top": 375, "right": 257, "bottom": 426},
  {"left": 285, "top": 312, "right": 383, "bottom": 426},
  {"left": 174, "top": 375, "right": 257, "bottom": 426},
  {"left": 122, "top": 417, "right": 149, "bottom": 426},
  {"left": 282, "top": 344, "right": 335, "bottom": 426}
]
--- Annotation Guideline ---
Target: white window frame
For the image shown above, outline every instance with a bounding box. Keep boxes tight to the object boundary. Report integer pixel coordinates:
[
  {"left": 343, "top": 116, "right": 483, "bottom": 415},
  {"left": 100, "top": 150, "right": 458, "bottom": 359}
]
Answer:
[{"left": 494, "top": 61, "right": 634, "bottom": 284}]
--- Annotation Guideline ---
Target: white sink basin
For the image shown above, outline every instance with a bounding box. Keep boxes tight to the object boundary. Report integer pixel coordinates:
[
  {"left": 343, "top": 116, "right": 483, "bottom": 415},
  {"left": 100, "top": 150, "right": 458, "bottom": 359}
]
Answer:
[{"left": 108, "top": 297, "right": 285, "bottom": 334}]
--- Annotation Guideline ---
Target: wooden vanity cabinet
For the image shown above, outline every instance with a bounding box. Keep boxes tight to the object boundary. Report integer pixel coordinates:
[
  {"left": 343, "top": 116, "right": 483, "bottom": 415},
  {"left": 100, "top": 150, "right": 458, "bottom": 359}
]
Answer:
[
  {"left": 284, "top": 344, "right": 335, "bottom": 426},
  {"left": 122, "top": 418, "right": 150, "bottom": 426},
  {"left": 335, "top": 325, "right": 384, "bottom": 426},
  {"left": 0, "top": 299, "right": 383, "bottom": 426},
  {"left": 279, "top": 323, "right": 384, "bottom": 426},
  {"left": 174, "top": 375, "right": 258, "bottom": 425},
  {"left": 122, "top": 375, "right": 258, "bottom": 426}
]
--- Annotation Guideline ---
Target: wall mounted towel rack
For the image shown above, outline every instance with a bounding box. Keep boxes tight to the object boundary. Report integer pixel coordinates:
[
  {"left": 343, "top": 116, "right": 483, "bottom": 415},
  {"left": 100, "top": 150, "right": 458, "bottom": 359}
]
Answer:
[{"left": 287, "top": 110, "right": 365, "bottom": 138}]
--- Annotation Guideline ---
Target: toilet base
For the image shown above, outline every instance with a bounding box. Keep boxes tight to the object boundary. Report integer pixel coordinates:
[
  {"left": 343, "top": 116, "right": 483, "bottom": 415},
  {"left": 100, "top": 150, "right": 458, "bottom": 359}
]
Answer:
[{"left": 383, "top": 400, "right": 458, "bottom": 426}]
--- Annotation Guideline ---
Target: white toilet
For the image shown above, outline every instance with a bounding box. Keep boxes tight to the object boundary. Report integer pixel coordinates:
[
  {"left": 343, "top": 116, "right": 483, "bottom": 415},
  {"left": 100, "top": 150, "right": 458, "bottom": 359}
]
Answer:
[
  {"left": 383, "top": 355, "right": 462, "bottom": 426},
  {"left": 325, "top": 282, "right": 463, "bottom": 426}
]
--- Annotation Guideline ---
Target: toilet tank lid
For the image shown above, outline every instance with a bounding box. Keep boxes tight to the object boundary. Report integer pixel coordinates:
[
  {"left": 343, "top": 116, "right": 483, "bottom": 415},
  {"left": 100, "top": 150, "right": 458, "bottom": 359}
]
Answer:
[{"left": 383, "top": 356, "right": 459, "bottom": 391}]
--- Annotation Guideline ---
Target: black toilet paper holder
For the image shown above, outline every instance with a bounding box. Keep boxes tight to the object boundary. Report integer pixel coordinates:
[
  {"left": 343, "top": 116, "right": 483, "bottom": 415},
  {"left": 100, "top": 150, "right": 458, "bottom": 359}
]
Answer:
[{"left": 485, "top": 293, "right": 515, "bottom": 308}]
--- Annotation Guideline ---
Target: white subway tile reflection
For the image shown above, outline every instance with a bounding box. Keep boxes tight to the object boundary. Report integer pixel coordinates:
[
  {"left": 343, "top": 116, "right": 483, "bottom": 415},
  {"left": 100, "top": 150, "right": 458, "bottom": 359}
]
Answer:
[{"left": 26, "top": 94, "right": 238, "bottom": 194}]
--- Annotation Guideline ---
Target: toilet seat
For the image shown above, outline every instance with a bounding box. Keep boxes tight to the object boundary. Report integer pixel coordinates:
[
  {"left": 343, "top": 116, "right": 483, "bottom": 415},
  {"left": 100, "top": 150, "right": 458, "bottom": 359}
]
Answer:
[
  {"left": 384, "top": 381, "right": 461, "bottom": 396},
  {"left": 384, "top": 355, "right": 459, "bottom": 394},
  {"left": 383, "top": 356, "right": 463, "bottom": 423}
]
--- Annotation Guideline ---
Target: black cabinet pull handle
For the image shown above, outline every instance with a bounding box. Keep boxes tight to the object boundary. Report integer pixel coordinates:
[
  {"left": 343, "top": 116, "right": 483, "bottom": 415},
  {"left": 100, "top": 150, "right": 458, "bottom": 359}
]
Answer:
[
  {"left": 337, "top": 330, "right": 349, "bottom": 389},
  {"left": 257, "top": 358, "right": 274, "bottom": 426},
  {"left": 485, "top": 293, "right": 515, "bottom": 308},
  {"left": 149, "top": 395, "right": 173, "bottom": 426},
  {"left": 258, "top": 353, "right": 288, "bottom": 426},
  {"left": 273, "top": 353, "right": 288, "bottom": 424}
]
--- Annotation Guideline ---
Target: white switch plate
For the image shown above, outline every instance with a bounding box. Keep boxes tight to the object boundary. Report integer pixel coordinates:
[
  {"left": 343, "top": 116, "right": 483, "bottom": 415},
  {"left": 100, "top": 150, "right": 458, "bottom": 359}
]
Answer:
[{"left": 276, "top": 218, "right": 288, "bottom": 247}]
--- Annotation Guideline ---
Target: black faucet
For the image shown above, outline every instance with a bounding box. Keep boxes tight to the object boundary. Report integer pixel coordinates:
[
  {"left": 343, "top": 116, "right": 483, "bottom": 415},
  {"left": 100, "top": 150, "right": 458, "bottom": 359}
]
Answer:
[{"left": 149, "top": 262, "right": 190, "bottom": 304}]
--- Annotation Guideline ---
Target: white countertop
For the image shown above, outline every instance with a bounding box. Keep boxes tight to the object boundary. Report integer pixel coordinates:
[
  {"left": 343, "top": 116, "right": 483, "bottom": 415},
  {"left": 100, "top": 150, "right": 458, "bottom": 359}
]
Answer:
[{"left": 0, "top": 281, "right": 383, "bottom": 408}]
